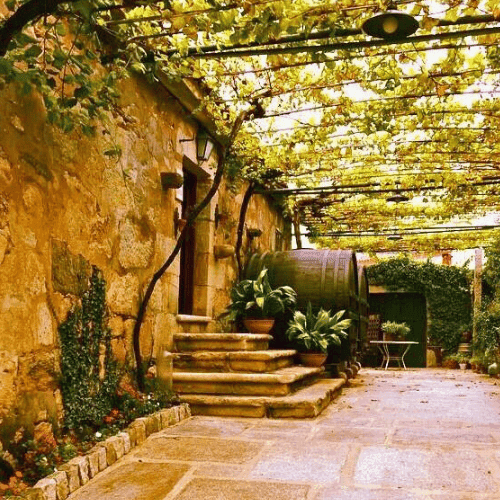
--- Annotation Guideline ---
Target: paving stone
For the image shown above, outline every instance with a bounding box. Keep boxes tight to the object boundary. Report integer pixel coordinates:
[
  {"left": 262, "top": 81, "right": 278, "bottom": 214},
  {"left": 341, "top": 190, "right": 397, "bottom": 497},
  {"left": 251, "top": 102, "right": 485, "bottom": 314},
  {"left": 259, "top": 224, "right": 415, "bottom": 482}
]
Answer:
[
  {"left": 314, "top": 487, "right": 424, "bottom": 500},
  {"left": 314, "top": 426, "right": 387, "bottom": 444},
  {"left": 158, "top": 416, "right": 254, "bottom": 437},
  {"left": 67, "top": 462, "right": 189, "bottom": 500},
  {"left": 134, "top": 436, "right": 263, "bottom": 464},
  {"left": 192, "top": 464, "right": 245, "bottom": 478},
  {"left": 173, "top": 478, "right": 310, "bottom": 500},
  {"left": 391, "top": 427, "right": 495, "bottom": 445},
  {"left": 355, "top": 446, "right": 497, "bottom": 492},
  {"left": 248, "top": 442, "right": 349, "bottom": 484}
]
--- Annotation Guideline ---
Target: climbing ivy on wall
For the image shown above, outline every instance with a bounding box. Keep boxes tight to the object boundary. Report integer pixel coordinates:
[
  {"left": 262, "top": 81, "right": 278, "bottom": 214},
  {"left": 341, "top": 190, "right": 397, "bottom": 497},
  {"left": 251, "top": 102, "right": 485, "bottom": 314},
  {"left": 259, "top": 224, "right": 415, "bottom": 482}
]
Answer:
[
  {"left": 475, "top": 238, "right": 500, "bottom": 358},
  {"left": 368, "top": 257, "right": 472, "bottom": 353},
  {"left": 58, "top": 267, "right": 119, "bottom": 432}
]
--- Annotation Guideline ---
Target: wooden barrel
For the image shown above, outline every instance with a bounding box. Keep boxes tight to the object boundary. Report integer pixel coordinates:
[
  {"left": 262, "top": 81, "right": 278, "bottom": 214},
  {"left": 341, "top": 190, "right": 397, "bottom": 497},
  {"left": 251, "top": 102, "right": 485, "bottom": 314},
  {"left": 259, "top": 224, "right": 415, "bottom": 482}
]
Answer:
[
  {"left": 357, "top": 266, "right": 370, "bottom": 355},
  {"left": 246, "top": 249, "right": 359, "bottom": 313},
  {"left": 246, "top": 249, "right": 359, "bottom": 362}
]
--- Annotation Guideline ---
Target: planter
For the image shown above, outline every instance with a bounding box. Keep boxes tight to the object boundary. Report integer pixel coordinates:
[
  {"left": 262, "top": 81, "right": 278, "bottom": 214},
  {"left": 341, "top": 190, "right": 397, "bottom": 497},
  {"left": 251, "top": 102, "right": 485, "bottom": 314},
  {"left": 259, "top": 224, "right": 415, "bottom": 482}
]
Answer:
[
  {"left": 298, "top": 352, "right": 328, "bottom": 367},
  {"left": 243, "top": 318, "right": 274, "bottom": 334},
  {"left": 214, "top": 244, "right": 235, "bottom": 259},
  {"left": 459, "top": 363, "right": 467, "bottom": 370}
]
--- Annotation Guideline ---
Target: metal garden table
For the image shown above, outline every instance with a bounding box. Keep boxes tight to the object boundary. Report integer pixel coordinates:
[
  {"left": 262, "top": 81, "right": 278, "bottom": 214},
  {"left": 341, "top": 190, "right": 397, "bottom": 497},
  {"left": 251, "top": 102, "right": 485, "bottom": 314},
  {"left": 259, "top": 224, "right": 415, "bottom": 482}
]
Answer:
[{"left": 370, "top": 340, "right": 419, "bottom": 370}]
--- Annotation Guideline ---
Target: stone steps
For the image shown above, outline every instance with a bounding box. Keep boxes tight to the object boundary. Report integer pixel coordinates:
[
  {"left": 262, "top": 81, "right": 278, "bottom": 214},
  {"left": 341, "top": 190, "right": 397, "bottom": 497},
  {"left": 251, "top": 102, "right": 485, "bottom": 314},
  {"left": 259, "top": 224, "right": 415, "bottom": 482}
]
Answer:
[
  {"left": 179, "top": 378, "right": 345, "bottom": 418},
  {"left": 173, "top": 333, "right": 271, "bottom": 352},
  {"left": 173, "top": 349, "right": 296, "bottom": 373},
  {"left": 172, "top": 366, "right": 322, "bottom": 396},
  {"left": 173, "top": 331, "right": 347, "bottom": 418}
]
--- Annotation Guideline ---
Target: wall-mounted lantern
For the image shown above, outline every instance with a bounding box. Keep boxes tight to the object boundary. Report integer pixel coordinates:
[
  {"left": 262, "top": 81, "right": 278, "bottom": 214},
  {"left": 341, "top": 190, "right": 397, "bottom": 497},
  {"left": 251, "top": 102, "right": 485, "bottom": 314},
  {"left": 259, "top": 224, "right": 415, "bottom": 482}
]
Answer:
[
  {"left": 196, "top": 129, "right": 215, "bottom": 162},
  {"left": 180, "top": 129, "right": 216, "bottom": 162},
  {"left": 362, "top": 2, "right": 419, "bottom": 40}
]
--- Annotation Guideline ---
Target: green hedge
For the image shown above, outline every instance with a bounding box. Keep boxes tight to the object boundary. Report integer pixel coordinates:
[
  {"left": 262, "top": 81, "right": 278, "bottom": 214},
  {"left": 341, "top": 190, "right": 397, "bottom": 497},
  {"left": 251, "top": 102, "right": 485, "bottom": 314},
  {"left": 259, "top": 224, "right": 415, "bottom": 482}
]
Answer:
[{"left": 368, "top": 257, "right": 472, "bottom": 353}]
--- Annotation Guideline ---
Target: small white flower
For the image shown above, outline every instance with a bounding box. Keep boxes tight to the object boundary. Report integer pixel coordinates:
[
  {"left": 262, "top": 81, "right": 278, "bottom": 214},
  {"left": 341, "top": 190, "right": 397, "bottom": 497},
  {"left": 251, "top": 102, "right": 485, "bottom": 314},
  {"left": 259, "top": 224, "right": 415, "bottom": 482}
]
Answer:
[{"left": 95, "top": 431, "right": 102, "bottom": 438}]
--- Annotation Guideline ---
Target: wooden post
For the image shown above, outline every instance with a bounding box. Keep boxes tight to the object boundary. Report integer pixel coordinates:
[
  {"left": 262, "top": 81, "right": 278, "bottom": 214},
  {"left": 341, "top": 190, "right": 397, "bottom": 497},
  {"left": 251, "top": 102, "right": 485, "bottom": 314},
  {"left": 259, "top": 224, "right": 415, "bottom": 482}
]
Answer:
[
  {"left": 293, "top": 209, "right": 302, "bottom": 249},
  {"left": 472, "top": 247, "right": 483, "bottom": 346}
]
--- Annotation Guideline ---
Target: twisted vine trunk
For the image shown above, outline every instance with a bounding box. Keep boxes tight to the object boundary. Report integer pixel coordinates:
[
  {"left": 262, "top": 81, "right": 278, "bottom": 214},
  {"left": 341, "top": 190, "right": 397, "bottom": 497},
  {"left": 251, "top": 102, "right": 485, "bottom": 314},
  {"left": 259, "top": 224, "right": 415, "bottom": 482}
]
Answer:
[
  {"left": 235, "top": 181, "right": 255, "bottom": 281},
  {"left": 0, "top": 0, "right": 77, "bottom": 56}
]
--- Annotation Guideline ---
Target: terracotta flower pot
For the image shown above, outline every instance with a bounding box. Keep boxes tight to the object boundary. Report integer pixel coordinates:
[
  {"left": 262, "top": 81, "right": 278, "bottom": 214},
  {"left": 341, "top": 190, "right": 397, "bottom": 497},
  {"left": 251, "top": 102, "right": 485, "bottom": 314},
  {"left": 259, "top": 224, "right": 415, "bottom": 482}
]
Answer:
[
  {"left": 243, "top": 318, "right": 274, "bottom": 334},
  {"left": 298, "top": 352, "right": 328, "bottom": 367}
]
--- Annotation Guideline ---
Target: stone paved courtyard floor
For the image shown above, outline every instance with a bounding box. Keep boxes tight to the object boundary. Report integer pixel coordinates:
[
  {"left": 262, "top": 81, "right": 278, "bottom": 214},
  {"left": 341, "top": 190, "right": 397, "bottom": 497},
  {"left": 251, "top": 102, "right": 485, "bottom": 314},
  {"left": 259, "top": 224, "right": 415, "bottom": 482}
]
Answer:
[{"left": 68, "top": 368, "right": 500, "bottom": 500}]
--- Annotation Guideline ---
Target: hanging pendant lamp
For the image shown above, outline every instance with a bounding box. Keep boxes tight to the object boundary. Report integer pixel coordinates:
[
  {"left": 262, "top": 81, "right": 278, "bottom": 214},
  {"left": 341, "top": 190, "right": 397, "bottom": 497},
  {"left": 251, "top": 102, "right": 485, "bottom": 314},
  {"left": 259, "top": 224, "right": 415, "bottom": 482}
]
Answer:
[{"left": 362, "top": 2, "right": 419, "bottom": 40}]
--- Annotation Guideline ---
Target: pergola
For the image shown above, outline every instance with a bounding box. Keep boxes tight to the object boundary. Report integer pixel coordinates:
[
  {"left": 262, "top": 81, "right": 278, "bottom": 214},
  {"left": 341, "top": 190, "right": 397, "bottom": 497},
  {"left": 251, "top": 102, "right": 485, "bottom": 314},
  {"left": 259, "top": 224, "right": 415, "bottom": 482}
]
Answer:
[{"left": 5, "top": 0, "right": 500, "bottom": 253}]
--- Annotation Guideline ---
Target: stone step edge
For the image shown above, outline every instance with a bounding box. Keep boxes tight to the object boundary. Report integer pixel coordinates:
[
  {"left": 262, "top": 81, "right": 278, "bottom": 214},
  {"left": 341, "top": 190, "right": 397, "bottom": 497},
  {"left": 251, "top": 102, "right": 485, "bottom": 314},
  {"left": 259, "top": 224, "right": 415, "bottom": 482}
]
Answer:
[
  {"left": 174, "top": 333, "right": 272, "bottom": 340},
  {"left": 179, "top": 379, "right": 345, "bottom": 417},
  {"left": 173, "top": 349, "right": 297, "bottom": 360},
  {"left": 25, "top": 403, "right": 191, "bottom": 500},
  {"left": 173, "top": 366, "right": 323, "bottom": 383}
]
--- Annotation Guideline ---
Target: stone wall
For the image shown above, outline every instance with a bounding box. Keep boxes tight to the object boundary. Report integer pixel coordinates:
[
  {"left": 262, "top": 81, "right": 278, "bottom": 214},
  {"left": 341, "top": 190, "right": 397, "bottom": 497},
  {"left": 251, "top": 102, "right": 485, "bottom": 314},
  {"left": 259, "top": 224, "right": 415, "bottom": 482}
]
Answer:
[{"left": 0, "top": 75, "right": 290, "bottom": 431}]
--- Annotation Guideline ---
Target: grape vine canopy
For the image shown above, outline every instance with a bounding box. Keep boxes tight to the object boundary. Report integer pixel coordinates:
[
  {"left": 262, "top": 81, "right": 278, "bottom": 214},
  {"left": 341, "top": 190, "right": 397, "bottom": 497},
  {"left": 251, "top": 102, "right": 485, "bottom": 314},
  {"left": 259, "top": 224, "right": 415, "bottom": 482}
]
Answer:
[{"left": 2, "top": 0, "right": 500, "bottom": 252}]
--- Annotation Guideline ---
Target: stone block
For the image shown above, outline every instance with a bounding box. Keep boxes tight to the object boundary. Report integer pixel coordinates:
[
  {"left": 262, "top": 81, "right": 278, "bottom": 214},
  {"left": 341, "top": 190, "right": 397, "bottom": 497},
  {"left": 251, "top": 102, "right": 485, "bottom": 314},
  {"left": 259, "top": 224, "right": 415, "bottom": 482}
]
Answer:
[
  {"left": 107, "top": 274, "right": 139, "bottom": 316},
  {"left": 23, "top": 488, "right": 44, "bottom": 500},
  {"left": 118, "top": 216, "right": 155, "bottom": 270},
  {"left": 108, "top": 316, "right": 125, "bottom": 337},
  {"left": 135, "top": 415, "right": 158, "bottom": 437},
  {"left": 111, "top": 338, "right": 127, "bottom": 364},
  {"left": 94, "top": 445, "right": 107, "bottom": 472},
  {"left": 47, "top": 470, "right": 69, "bottom": 500},
  {"left": 86, "top": 448, "right": 100, "bottom": 478},
  {"left": 68, "top": 455, "right": 89, "bottom": 486},
  {"left": 33, "top": 477, "right": 57, "bottom": 500},
  {"left": 118, "top": 431, "right": 131, "bottom": 454},
  {"left": 57, "top": 462, "right": 79, "bottom": 493},
  {"left": 147, "top": 412, "right": 162, "bottom": 434},
  {"left": 128, "top": 420, "right": 146, "bottom": 445},
  {"left": 51, "top": 240, "right": 90, "bottom": 295},
  {"left": 180, "top": 403, "right": 191, "bottom": 419},
  {"left": 159, "top": 408, "right": 176, "bottom": 429},
  {"left": 126, "top": 425, "right": 138, "bottom": 448},
  {"left": 103, "top": 436, "right": 124, "bottom": 465},
  {"left": 36, "top": 303, "right": 55, "bottom": 347}
]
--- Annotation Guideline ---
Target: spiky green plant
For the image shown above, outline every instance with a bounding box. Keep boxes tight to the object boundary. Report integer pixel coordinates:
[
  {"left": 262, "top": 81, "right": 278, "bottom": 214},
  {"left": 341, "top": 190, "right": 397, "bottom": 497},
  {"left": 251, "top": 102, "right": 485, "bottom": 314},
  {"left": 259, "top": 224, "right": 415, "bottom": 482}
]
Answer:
[
  {"left": 227, "top": 268, "right": 297, "bottom": 320},
  {"left": 285, "top": 303, "right": 352, "bottom": 354}
]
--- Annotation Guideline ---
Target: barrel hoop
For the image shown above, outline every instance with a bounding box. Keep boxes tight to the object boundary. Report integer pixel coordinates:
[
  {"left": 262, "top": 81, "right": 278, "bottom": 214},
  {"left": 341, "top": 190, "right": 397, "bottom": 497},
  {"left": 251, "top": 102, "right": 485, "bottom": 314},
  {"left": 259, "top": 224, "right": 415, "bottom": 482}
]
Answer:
[{"left": 320, "top": 249, "right": 330, "bottom": 302}]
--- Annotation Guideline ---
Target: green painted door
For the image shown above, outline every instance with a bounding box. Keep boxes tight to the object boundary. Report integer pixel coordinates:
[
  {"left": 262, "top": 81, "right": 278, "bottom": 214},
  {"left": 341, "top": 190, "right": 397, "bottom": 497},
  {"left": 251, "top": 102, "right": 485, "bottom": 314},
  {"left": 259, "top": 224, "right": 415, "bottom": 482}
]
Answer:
[{"left": 369, "top": 292, "right": 427, "bottom": 368}]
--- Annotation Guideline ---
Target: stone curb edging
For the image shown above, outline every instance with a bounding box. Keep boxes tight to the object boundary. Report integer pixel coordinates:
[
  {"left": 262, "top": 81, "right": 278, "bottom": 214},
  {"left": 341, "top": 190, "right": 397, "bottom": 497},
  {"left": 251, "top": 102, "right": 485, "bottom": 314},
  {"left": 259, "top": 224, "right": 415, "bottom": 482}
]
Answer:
[{"left": 23, "top": 403, "right": 191, "bottom": 500}]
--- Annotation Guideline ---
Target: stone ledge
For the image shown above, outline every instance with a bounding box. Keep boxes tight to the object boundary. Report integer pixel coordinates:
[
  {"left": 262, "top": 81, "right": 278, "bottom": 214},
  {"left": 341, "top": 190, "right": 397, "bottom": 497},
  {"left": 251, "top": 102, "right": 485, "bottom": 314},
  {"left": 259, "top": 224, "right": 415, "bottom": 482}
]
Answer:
[{"left": 23, "top": 403, "right": 191, "bottom": 500}]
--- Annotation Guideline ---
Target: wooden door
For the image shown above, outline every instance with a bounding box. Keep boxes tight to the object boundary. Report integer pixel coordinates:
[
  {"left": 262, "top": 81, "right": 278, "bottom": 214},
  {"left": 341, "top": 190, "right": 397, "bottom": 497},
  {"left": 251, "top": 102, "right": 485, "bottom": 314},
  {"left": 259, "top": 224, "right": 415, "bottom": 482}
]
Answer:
[{"left": 178, "top": 168, "right": 197, "bottom": 315}]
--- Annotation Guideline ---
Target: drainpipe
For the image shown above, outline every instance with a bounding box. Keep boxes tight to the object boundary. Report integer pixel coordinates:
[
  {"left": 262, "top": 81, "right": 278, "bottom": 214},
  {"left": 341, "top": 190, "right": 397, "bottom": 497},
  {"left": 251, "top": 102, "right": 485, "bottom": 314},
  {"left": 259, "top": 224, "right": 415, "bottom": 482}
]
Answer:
[{"left": 472, "top": 247, "right": 483, "bottom": 350}]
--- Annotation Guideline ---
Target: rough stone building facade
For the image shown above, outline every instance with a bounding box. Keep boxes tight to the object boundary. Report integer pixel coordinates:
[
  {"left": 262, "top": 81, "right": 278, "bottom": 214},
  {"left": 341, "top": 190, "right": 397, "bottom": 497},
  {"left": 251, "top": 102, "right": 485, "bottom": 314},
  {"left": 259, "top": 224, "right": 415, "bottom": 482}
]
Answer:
[{"left": 0, "top": 73, "right": 291, "bottom": 433}]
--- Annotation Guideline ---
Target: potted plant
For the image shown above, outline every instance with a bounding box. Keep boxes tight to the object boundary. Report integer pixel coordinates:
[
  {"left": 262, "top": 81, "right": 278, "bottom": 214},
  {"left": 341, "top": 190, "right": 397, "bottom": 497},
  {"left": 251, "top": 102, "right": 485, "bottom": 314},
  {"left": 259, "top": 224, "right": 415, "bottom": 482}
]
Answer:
[
  {"left": 458, "top": 354, "right": 469, "bottom": 370},
  {"left": 226, "top": 268, "right": 297, "bottom": 334},
  {"left": 285, "top": 302, "right": 352, "bottom": 367},
  {"left": 381, "top": 321, "right": 410, "bottom": 341}
]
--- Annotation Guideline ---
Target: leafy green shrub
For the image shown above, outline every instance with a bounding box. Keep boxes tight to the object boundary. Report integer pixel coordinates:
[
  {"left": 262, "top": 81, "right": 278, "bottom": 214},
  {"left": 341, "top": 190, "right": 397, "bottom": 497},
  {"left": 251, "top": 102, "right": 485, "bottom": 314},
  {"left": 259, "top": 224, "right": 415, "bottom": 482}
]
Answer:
[
  {"left": 381, "top": 321, "right": 410, "bottom": 339},
  {"left": 368, "top": 257, "right": 472, "bottom": 353},
  {"left": 285, "top": 303, "right": 351, "bottom": 353},
  {"left": 226, "top": 268, "right": 297, "bottom": 321}
]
